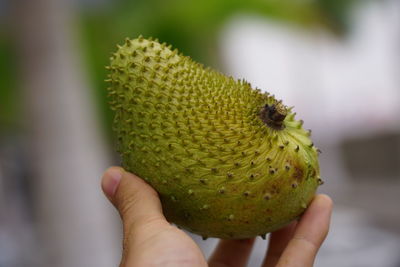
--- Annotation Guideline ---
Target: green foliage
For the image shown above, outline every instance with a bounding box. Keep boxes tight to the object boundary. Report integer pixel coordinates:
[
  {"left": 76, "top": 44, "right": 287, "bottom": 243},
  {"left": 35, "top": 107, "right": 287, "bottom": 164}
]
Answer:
[{"left": 0, "top": 36, "right": 18, "bottom": 132}]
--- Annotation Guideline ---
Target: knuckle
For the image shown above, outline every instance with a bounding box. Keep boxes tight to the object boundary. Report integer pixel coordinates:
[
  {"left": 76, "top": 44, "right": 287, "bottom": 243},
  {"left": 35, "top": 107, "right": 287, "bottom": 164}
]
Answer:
[
  {"left": 292, "top": 235, "right": 319, "bottom": 252},
  {"left": 116, "top": 190, "right": 141, "bottom": 218}
]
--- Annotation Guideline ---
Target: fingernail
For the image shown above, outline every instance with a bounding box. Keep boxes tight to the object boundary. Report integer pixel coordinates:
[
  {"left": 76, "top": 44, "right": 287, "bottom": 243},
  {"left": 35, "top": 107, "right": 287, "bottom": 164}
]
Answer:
[{"left": 102, "top": 168, "right": 123, "bottom": 198}]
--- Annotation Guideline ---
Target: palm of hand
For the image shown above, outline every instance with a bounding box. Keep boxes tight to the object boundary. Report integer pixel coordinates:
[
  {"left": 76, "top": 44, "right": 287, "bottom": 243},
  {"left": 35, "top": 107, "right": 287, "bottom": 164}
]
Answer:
[{"left": 123, "top": 221, "right": 206, "bottom": 266}]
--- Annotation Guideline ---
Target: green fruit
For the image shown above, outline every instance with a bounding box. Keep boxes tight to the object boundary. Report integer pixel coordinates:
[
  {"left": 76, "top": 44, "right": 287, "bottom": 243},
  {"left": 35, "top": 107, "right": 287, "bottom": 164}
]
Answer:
[{"left": 107, "top": 36, "right": 322, "bottom": 239}]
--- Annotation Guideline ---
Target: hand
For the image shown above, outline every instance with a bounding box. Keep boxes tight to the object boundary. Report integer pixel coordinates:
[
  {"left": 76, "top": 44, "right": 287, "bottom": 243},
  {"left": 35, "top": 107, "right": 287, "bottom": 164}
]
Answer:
[{"left": 102, "top": 167, "right": 333, "bottom": 267}]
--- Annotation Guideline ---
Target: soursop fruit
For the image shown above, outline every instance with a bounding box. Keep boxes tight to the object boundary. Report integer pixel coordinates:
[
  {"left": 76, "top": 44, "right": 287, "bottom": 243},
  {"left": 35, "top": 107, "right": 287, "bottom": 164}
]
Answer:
[{"left": 106, "top": 36, "right": 323, "bottom": 239}]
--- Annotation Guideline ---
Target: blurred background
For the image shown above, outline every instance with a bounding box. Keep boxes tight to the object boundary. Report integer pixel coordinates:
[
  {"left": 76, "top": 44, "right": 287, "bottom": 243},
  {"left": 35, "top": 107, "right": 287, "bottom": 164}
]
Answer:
[{"left": 1, "top": 0, "right": 399, "bottom": 266}]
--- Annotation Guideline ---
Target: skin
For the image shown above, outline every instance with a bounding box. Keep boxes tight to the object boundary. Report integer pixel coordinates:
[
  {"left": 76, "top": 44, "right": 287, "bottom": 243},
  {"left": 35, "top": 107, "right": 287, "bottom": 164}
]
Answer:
[{"left": 101, "top": 166, "right": 333, "bottom": 267}]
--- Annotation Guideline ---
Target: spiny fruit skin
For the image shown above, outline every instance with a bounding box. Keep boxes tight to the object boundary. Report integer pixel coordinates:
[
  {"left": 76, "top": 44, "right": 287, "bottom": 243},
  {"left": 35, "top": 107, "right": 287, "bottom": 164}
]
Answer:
[{"left": 107, "top": 36, "right": 322, "bottom": 239}]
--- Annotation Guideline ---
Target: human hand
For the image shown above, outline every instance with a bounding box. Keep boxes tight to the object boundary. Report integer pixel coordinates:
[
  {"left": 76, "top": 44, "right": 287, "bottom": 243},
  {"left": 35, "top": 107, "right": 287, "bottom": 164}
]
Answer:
[{"left": 101, "top": 167, "right": 333, "bottom": 267}]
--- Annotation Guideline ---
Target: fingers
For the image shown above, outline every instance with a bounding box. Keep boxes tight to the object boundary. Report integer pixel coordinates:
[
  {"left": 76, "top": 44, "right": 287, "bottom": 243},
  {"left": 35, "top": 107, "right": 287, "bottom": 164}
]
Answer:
[
  {"left": 208, "top": 238, "right": 255, "bottom": 267},
  {"left": 101, "top": 167, "right": 169, "bottom": 240},
  {"left": 275, "top": 194, "right": 333, "bottom": 267},
  {"left": 262, "top": 222, "right": 297, "bottom": 267}
]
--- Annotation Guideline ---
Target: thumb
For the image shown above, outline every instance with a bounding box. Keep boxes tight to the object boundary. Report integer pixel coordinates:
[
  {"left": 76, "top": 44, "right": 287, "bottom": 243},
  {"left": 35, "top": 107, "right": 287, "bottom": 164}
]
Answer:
[{"left": 101, "top": 166, "right": 167, "bottom": 233}]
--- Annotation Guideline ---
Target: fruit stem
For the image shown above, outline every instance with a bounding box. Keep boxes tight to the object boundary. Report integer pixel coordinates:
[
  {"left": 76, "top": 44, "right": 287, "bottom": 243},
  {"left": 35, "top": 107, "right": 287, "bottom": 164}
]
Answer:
[{"left": 260, "top": 103, "right": 287, "bottom": 130}]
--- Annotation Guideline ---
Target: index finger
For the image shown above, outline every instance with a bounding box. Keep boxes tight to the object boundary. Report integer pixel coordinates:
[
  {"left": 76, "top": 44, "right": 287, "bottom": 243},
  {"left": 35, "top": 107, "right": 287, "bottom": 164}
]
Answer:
[{"left": 276, "top": 194, "right": 333, "bottom": 267}]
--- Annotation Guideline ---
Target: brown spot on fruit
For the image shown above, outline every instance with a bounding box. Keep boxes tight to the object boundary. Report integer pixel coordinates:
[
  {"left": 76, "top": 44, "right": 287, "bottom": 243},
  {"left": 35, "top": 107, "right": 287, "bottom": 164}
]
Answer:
[{"left": 293, "top": 166, "right": 304, "bottom": 183}]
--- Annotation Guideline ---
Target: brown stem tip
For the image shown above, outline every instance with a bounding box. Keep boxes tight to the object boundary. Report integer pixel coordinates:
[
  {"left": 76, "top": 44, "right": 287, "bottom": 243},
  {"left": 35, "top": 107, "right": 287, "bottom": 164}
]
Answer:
[{"left": 260, "top": 103, "right": 287, "bottom": 130}]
